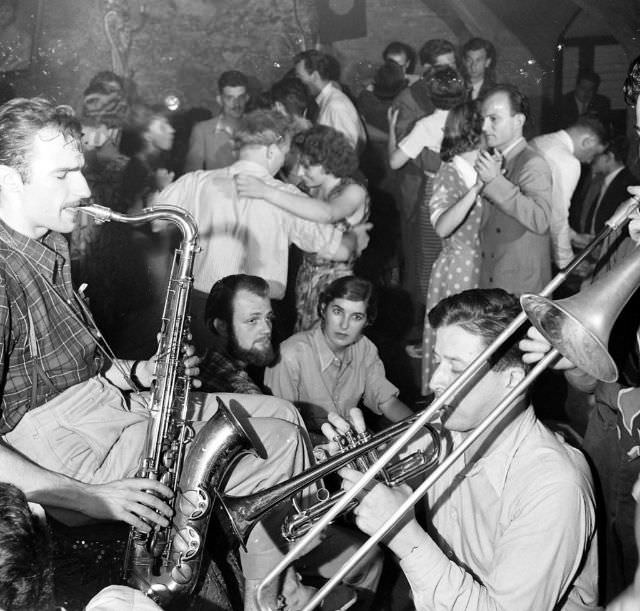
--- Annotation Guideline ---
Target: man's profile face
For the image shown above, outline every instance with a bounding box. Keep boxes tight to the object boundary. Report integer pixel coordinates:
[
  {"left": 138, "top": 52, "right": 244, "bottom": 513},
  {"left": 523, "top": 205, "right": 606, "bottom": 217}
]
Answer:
[
  {"left": 17, "top": 127, "right": 91, "bottom": 239},
  {"left": 228, "top": 289, "right": 274, "bottom": 366},
  {"left": 219, "top": 85, "right": 248, "bottom": 120},
  {"left": 295, "top": 61, "right": 319, "bottom": 94},
  {"left": 430, "top": 324, "right": 514, "bottom": 433},
  {"left": 464, "top": 48, "right": 491, "bottom": 82},
  {"left": 481, "top": 91, "right": 523, "bottom": 151},
  {"left": 321, "top": 297, "right": 367, "bottom": 354}
]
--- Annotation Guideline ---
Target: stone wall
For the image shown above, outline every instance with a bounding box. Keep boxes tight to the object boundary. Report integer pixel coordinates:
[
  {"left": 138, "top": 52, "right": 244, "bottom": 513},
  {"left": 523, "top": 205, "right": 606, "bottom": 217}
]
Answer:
[{"left": 9, "top": 0, "right": 543, "bottom": 120}]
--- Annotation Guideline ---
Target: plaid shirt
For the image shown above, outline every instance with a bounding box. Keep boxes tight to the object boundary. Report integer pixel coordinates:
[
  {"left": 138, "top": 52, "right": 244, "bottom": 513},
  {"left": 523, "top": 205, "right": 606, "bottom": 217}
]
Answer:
[
  {"left": 0, "top": 221, "right": 99, "bottom": 434},
  {"left": 198, "top": 347, "right": 262, "bottom": 395}
]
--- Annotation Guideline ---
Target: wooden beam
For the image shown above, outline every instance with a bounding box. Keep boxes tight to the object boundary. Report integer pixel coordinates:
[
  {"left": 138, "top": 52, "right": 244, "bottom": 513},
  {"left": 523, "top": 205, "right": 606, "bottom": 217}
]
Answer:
[{"left": 570, "top": 0, "right": 640, "bottom": 58}]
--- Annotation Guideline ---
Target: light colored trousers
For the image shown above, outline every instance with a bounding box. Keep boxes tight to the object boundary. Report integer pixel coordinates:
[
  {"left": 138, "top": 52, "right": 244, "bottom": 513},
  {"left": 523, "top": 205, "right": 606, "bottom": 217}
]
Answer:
[{"left": 3, "top": 375, "right": 382, "bottom": 596}]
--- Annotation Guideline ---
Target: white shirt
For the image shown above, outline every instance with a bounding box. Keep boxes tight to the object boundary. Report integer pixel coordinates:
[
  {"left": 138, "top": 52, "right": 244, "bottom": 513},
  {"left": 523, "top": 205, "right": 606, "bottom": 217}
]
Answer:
[
  {"left": 398, "top": 108, "right": 449, "bottom": 159},
  {"left": 400, "top": 407, "right": 599, "bottom": 610},
  {"left": 531, "top": 130, "right": 580, "bottom": 268},
  {"left": 155, "top": 160, "right": 343, "bottom": 298},
  {"left": 316, "top": 82, "right": 367, "bottom": 152}
]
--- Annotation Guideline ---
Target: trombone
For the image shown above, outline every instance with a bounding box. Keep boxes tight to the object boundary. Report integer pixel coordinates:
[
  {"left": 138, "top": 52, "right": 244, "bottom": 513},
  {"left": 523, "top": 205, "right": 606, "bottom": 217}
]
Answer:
[{"left": 256, "top": 193, "right": 640, "bottom": 611}]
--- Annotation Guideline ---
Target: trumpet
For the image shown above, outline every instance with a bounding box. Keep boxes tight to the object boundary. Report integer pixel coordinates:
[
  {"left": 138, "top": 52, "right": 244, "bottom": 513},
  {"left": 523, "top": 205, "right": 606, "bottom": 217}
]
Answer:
[
  {"left": 217, "top": 415, "right": 443, "bottom": 546},
  {"left": 255, "top": 192, "right": 640, "bottom": 611}
]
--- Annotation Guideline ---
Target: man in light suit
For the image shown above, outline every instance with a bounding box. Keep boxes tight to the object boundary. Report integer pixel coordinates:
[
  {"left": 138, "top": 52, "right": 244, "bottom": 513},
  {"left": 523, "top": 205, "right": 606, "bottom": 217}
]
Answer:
[
  {"left": 476, "top": 84, "right": 553, "bottom": 295},
  {"left": 183, "top": 70, "right": 249, "bottom": 173}
]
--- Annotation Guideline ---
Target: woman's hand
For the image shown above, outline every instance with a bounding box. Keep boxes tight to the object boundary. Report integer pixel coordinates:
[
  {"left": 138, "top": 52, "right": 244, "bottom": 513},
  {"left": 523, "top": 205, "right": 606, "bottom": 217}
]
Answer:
[
  {"left": 235, "top": 174, "right": 270, "bottom": 200},
  {"left": 387, "top": 106, "right": 399, "bottom": 130},
  {"left": 155, "top": 168, "right": 175, "bottom": 191}
]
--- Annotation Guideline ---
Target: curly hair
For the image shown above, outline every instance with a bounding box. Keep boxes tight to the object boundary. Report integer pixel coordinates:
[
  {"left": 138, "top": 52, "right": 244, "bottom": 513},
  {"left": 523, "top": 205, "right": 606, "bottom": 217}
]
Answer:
[
  {"left": 293, "top": 125, "right": 358, "bottom": 178},
  {"left": 623, "top": 55, "right": 640, "bottom": 107},
  {"left": 440, "top": 101, "right": 484, "bottom": 162}
]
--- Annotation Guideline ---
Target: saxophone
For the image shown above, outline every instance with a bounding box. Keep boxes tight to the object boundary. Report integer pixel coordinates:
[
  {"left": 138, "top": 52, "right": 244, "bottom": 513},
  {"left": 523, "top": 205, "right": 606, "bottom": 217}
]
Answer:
[{"left": 80, "top": 204, "right": 263, "bottom": 607}]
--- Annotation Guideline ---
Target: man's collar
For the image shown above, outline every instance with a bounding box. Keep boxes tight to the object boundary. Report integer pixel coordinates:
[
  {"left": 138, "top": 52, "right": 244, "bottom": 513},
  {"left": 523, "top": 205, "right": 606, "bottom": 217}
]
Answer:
[
  {"left": 603, "top": 165, "right": 624, "bottom": 189},
  {"left": 230, "top": 159, "right": 273, "bottom": 178},
  {"left": 315, "top": 81, "right": 334, "bottom": 104},
  {"left": 500, "top": 136, "right": 526, "bottom": 159},
  {"left": 558, "top": 129, "right": 575, "bottom": 155},
  {"left": 0, "top": 218, "right": 65, "bottom": 279},
  {"left": 459, "top": 406, "right": 537, "bottom": 496}
]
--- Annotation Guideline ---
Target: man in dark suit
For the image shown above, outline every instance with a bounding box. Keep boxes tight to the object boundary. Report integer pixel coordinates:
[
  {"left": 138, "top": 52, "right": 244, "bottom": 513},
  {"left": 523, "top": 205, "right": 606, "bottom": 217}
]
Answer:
[
  {"left": 584, "top": 135, "right": 637, "bottom": 234},
  {"left": 559, "top": 69, "right": 611, "bottom": 129}
]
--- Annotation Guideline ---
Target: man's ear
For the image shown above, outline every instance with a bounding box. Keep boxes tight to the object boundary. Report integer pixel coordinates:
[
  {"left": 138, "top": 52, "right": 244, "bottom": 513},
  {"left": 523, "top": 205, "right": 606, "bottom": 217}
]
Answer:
[
  {"left": 273, "top": 101, "right": 286, "bottom": 116},
  {"left": 213, "top": 318, "right": 228, "bottom": 337},
  {"left": 0, "top": 165, "right": 24, "bottom": 194},
  {"left": 504, "top": 365, "right": 526, "bottom": 390},
  {"left": 514, "top": 112, "right": 526, "bottom": 131}
]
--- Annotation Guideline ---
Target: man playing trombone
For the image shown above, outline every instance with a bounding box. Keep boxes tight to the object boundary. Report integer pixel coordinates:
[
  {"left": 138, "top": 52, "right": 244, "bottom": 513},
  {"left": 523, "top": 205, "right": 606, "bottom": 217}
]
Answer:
[{"left": 329, "top": 288, "right": 599, "bottom": 610}]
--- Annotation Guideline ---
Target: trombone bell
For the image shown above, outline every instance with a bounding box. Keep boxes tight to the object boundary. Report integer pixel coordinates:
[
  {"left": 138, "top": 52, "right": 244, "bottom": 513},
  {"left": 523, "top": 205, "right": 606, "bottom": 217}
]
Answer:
[
  {"left": 520, "top": 294, "right": 617, "bottom": 382},
  {"left": 521, "top": 244, "right": 640, "bottom": 383}
]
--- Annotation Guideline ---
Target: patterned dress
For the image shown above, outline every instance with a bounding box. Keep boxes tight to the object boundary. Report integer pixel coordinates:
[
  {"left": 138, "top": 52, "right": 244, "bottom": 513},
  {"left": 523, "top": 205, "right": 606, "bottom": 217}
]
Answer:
[
  {"left": 294, "top": 177, "right": 370, "bottom": 332},
  {"left": 421, "top": 156, "right": 483, "bottom": 394}
]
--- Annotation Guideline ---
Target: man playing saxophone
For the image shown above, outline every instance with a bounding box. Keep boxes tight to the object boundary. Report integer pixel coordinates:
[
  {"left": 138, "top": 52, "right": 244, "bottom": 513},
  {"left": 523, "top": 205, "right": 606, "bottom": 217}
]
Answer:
[
  {"left": 0, "top": 97, "right": 319, "bottom": 611},
  {"left": 331, "top": 289, "right": 599, "bottom": 610}
]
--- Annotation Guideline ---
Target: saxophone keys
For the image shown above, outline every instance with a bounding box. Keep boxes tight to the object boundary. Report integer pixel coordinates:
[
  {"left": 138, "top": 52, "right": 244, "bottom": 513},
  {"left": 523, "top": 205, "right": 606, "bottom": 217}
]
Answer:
[
  {"left": 177, "top": 487, "right": 210, "bottom": 519},
  {"left": 172, "top": 525, "right": 201, "bottom": 561}
]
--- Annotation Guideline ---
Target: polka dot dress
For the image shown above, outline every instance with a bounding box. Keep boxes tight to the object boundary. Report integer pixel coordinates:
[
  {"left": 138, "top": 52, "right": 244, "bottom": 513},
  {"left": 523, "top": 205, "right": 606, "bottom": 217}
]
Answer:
[{"left": 421, "top": 161, "right": 483, "bottom": 394}]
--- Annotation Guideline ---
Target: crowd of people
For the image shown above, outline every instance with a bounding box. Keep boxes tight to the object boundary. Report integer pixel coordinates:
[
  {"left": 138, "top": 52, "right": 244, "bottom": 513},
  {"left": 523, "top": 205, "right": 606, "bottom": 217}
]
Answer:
[{"left": 0, "top": 31, "right": 639, "bottom": 611}]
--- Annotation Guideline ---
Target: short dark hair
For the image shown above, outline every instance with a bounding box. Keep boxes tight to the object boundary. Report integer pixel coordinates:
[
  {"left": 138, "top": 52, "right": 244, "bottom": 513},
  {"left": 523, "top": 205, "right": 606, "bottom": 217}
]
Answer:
[
  {"left": 428, "top": 288, "right": 526, "bottom": 372},
  {"left": 418, "top": 39, "right": 456, "bottom": 68},
  {"left": 0, "top": 97, "right": 82, "bottom": 182},
  {"left": 218, "top": 70, "right": 249, "bottom": 93},
  {"left": 382, "top": 41, "right": 417, "bottom": 73},
  {"left": 318, "top": 276, "right": 378, "bottom": 323},
  {"left": 440, "top": 101, "right": 484, "bottom": 162},
  {"left": 623, "top": 55, "right": 640, "bottom": 107},
  {"left": 484, "top": 84, "right": 530, "bottom": 121},
  {"left": 462, "top": 38, "right": 496, "bottom": 65},
  {"left": 205, "top": 274, "right": 270, "bottom": 333},
  {"left": 293, "top": 125, "right": 358, "bottom": 178},
  {"left": 294, "top": 50, "right": 337, "bottom": 82},
  {"left": 234, "top": 108, "right": 295, "bottom": 148},
  {"left": 270, "top": 77, "right": 312, "bottom": 119},
  {"left": 0, "top": 484, "right": 54, "bottom": 611},
  {"left": 576, "top": 69, "right": 600, "bottom": 89}
]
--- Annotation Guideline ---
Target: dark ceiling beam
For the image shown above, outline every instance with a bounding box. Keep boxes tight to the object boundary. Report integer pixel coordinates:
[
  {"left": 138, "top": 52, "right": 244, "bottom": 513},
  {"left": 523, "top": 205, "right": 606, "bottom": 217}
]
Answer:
[
  {"left": 570, "top": 0, "right": 640, "bottom": 58},
  {"left": 420, "top": 0, "right": 547, "bottom": 69},
  {"left": 418, "top": 0, "right": 473, "bottom": 42}
]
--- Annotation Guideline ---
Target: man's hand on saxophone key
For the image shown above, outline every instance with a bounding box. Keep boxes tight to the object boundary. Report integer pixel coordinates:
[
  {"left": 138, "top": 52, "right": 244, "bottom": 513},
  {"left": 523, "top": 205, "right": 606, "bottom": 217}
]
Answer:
[{"left": 78, "top": 478, "right": 174, "bottom": 532}]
